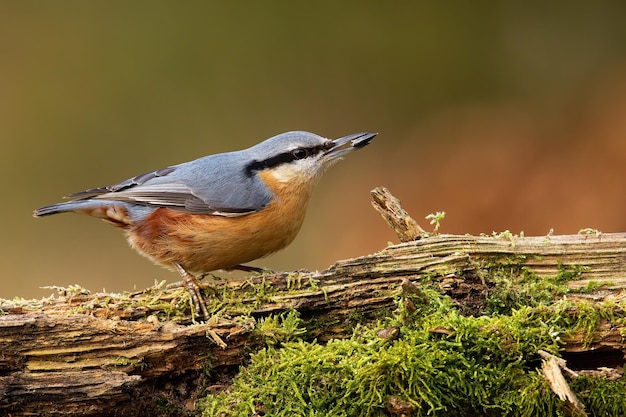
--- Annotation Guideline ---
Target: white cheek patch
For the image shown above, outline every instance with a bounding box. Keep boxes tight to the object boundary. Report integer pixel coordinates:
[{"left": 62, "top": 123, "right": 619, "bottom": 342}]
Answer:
[
  {"left": 267, "top": 160, "right": 307, "bottom": 183},
  {"left": 264, "top": 157, "right": 333, "bottom": 185}
]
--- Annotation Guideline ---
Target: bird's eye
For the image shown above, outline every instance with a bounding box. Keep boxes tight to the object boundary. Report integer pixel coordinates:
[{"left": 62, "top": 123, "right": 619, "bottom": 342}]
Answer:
[{"left": 291, "top": 148, "right": 308, "bottom": 160}]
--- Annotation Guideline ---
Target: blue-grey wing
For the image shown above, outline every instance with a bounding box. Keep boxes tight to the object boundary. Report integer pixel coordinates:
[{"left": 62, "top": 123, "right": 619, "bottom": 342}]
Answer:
[{"left": 65, "top": 153, "right": 274, "bottom": 215}]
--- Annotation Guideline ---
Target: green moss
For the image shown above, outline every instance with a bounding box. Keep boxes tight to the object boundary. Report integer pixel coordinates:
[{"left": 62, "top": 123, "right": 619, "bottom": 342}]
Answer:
[
  {"left": 256, "top": 310, "right": 307, "bottom": 346},
  {"left": 12, "top": 245, "right": 625, "bottom": 416},
  {"left": 285, "top": 272, "right": 304, "bottom": 290},
  {"left": 555, "top": 263, "right": 589, "bottom": 283},
  {"left": 484, "top": 261, "right": 588, "bottom": 315},
  {"left": 198, "top": 298, "right": 575, "bottom": 416},
  {"left": 530, "top": 300, "right": 626, "bottom": 356},
  {"left": 497, "top": 374, "right": 567, "bottom": 417},
  {"left": 570, "top": 301, "right": 603, "bottom": 345},
  {"left": 194, "top": 277, "right": 286, "bottom": 319},
  {"left": 108, "top": 356, "right": 148, "bottom": 370},
  {"left": 571, "top": 376, "right": 626, "bottom": 416},
  {"left": 570, "top": 280, "right": 611, "bottom": 294},
  {"left": 196, "top": 274, "right": 626, "bottom": 417}
]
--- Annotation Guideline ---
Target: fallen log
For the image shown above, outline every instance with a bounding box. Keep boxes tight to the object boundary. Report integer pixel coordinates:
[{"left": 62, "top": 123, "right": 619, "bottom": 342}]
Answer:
[{"left": 2, "top": 188, "right": 625, "bottom": 416}]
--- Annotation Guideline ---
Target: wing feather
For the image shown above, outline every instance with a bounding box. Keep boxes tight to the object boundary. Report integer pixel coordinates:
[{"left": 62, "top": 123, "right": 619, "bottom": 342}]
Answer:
[{"left": 64, "top": 156, "right": 273, "bottom": 215}]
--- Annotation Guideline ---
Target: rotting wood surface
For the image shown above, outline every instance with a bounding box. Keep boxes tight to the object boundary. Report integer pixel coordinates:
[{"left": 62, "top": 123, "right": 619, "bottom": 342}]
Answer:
[{"left": 2, "top": 189, "right": 626, "bottom": 416}]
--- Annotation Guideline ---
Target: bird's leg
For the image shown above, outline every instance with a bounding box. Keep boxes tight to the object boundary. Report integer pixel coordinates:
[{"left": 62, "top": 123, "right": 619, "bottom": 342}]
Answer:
[
  {"left": 230, "top": 264, "right": 273, "bottom": 274},
  {"left": 174, "top": 263, "right": 210, "bottom": 320}
]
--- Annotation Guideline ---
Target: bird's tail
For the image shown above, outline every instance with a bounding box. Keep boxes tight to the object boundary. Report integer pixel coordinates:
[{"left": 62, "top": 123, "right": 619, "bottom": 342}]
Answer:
[
  {"left": 33, "top": 201, "right": 83, "bottom": 217},
  {"left": 33, "top": 200, "right": 139, "bottom": 228}
]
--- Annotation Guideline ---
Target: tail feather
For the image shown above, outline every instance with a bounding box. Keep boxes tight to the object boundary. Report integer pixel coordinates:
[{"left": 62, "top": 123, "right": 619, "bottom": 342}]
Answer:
[
  {"left": 33, "top": 199, "right": 144, "bottom": 229},
  {"left": 33, "top": 202, "right": 78, "bottom": 217},
  {"left": 33, "top": 200, "right": 123, "bottom": 218}
]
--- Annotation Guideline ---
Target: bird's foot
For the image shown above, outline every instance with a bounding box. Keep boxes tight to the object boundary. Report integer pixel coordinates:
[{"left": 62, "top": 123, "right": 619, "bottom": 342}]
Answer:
[{"left": 174, "top": 263, "right": 210, "bottom": 320}]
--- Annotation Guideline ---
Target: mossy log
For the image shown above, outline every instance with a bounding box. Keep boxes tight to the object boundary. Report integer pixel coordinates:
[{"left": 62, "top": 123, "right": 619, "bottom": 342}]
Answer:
[{"left": 2, "top": 189, "right": 626, "bottom": 416}]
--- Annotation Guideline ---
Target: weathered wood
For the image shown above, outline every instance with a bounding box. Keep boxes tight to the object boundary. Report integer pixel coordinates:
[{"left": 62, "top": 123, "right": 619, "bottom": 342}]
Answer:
[
  {"left": 3, "top": 197, "right": 626, "bottom": 415},
  {"left": 370, "top": 187, "right": 426, "bottom": 241},
  {"left": 539, "top": 350, "right": 586, "bottom": 416}
]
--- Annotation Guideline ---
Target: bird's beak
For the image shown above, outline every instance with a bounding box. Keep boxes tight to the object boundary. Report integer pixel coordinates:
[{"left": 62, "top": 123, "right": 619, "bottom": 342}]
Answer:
[{"left": 324, "top": 132, "right": 378, "bottom": 159}]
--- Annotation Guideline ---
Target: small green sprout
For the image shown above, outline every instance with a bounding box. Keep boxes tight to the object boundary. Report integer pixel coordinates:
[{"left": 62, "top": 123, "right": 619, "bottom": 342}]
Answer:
[
  {"left": 425, "top": 211, "right": 446, "bottom": 234},
  {"left": 492, "top": 230, "right": 516, "bottom": 246},
  {"left": 578, "top": 228, "right": 602, "bottom": 236}
]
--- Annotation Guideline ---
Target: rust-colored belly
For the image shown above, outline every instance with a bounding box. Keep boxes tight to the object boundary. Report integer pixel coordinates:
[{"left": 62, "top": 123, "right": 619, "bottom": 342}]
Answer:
[{"left": 126, "top": 177, "right": 313, "bottom": 273}]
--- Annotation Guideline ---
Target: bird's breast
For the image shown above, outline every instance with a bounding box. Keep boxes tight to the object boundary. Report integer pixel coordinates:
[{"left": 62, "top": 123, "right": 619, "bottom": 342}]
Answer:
[{"left": 126, "top": 171, "right": 316, "bottom": 272}]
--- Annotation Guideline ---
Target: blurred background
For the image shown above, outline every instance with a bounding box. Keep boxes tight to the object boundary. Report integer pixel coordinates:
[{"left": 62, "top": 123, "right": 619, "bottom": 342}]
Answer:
[{"left": 3, "top": 2, "right": 626, "bottom": 298}]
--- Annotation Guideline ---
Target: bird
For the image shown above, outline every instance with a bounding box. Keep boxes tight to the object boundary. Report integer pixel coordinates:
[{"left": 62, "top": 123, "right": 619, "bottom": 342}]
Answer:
[{"left": 34, "top": 131, "right": 377, "bottom": 318}]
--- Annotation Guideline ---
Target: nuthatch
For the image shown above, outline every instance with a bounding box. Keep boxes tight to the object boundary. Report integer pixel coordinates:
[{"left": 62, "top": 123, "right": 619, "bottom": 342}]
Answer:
[{"left": 34, "top": 131, "right": 377, "bottom": 318}]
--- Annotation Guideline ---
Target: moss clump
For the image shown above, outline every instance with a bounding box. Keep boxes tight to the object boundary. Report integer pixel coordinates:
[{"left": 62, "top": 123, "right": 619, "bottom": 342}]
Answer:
[
  {"left": 570, "top": 376, "right": 626, "bottom": 416},
  {"left": 256, "top": 310, "right": 307, "bottom": 346},
  {"left": 199, "top": 295, "right": 582, "bottom": 416},
  {"left": 484, "top": 261, "right": 587, "bottom": 315},
  {"left": 570, "top": 280, "right": 611, "bottom": 294},
  {"left": 190, "top": 250, "right": 626, "bottom": 417},
  {"left": 197, "top": 280, "right": 626, "bottom": 417}
]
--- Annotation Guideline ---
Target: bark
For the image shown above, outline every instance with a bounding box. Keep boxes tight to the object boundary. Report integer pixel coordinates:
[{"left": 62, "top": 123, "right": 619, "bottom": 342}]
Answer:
[{"left": 2, "top": 188, "right": 625, "bottom": 416}]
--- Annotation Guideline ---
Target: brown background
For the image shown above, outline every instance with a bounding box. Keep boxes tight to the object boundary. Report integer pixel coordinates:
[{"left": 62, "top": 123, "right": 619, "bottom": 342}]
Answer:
[{"left": 3, "top": 2, "right": 626, "bottom": 298}]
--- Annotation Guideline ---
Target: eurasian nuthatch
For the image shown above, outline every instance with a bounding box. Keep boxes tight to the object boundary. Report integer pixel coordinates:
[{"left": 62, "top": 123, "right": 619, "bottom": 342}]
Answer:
[{"left": 34, "top": 131, "right": 377, "bottom": 318}]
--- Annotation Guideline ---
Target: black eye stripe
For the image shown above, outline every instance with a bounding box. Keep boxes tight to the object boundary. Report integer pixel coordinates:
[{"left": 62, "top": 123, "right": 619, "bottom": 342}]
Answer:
[{"left": 245, "top": 144, "right": 331, "bottom": 175}]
